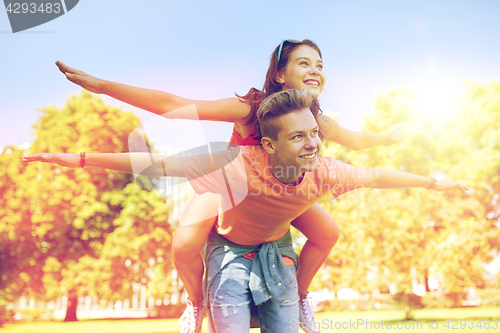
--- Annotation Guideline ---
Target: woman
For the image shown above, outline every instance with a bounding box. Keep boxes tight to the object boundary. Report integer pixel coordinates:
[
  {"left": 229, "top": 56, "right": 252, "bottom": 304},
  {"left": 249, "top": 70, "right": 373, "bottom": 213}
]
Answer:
[{"left": 54, "top": 39, "right": 401, "bottom": 333}]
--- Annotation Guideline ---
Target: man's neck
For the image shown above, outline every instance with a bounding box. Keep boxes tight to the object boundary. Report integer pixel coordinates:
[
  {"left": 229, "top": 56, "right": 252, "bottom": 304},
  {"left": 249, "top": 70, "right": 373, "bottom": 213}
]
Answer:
[{"left": 268, "top": 155, "right": 304, "bottom": 184}]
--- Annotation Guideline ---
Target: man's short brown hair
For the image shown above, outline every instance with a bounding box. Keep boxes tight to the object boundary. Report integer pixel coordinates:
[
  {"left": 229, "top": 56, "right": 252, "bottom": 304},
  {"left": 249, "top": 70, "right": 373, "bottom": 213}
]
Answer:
[{"left": 257, "top": 89, "right": 316, "bottom": 141}]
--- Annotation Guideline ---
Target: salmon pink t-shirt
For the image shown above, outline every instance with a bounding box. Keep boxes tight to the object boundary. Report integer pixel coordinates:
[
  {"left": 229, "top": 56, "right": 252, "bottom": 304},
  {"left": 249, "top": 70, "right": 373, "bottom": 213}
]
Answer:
[
  {"left": 182, "top": 146, "right": 371, "bottom": 246},
  {"left": 229, "top": 127, "right": 260, "bottom": 147}
]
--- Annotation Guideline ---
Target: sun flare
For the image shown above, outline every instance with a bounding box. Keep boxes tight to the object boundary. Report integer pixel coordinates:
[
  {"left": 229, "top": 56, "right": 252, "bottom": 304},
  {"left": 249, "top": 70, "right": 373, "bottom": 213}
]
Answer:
[{"left": 412, "top": 81, "right": 462, "bottom": 122}]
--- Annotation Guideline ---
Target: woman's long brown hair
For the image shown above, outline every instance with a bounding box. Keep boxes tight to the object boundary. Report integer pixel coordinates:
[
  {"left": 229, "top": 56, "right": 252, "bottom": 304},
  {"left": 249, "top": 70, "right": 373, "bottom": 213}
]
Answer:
[{"left": 236, "top": 39, "right": 323, "bottom": 141}]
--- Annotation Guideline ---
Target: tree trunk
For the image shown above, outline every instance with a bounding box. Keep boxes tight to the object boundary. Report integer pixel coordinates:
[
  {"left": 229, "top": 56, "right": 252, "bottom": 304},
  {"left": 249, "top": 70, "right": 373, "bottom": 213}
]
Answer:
[
  {"left": 63, "top": 292, "right": 78, "bottom": 322},
  {"left": 403, "top": 294, "right": 413, "bottom": 321},
  {"left": 424, "top": 270, "right": 431, "bottom": 292}
]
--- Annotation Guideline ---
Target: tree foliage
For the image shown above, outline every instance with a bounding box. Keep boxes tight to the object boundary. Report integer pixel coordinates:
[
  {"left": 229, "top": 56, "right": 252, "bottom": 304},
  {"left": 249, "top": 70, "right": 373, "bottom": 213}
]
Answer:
[
  {"left": 318, "top": 82, "right": 500, "bottom": 306},
  {"left": 0, "top": 91, "right": 175, "bottom": 320},
  {"left": 2, "top": 81, "right": 500, "bottom": 318}
]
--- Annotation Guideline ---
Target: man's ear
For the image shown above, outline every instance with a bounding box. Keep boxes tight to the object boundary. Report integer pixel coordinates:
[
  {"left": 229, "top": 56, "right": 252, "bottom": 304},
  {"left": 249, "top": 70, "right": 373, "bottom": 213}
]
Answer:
[{"left": 261, "top": 137, "right": 276, "bottom": 154}]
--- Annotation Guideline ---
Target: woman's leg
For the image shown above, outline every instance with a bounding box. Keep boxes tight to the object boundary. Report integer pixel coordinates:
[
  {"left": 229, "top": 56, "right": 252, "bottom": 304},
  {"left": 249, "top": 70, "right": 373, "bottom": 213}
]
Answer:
[
  {"left": 291, "top": 204, "right": 339, "bottom": 333},
  {"left": 172, "top": 192, "right": 220, "bottom": 303},
  {"left": 291, "top": 203, "right": 340, "bottom": 295}
]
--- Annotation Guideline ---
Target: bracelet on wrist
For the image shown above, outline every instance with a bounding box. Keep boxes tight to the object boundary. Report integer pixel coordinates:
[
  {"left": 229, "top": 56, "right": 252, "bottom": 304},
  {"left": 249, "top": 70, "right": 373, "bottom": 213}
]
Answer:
[
  {"left": 80, "top": 151, "right": 86, "bottom": 168},
  {"left": 427, "top": 177, "right": 437, "bottom": 189}
]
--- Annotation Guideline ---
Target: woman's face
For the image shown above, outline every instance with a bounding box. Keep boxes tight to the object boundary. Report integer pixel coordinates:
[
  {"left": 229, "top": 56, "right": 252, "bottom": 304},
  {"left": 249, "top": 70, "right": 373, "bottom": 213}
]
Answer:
[{"left": 276, "top": 45, "right": 326, "bottom": 99}]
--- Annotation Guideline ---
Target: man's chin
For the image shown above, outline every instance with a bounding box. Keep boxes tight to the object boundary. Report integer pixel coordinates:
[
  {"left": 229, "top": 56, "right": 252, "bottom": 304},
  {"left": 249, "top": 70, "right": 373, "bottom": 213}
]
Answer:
[{"left": 306, "top": 165, "right": 318, "bottom": 172}]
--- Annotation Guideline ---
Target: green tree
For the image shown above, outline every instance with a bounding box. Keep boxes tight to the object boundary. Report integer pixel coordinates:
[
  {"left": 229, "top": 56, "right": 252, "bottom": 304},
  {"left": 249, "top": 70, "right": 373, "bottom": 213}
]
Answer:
[
  {"left": 317, "top": 83, "right": 500, "bottom": 310},
  {"left": 1, "top": 91, "right": 175, "bottom": 321},
  {"left": 0, "top": 147, "right": 45, "bottom": 307},
  {"left": 41, "top": 183, "right": 173, "bottom": 312},
  {"left": 434, "top": 80, "right": 500, "bottom": 294}
]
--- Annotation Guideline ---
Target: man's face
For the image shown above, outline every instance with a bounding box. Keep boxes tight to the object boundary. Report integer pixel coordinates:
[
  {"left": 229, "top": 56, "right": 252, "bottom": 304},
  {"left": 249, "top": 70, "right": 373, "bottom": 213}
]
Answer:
[{"left": 265, "top": 108, "right": 322, "bottom": 183}]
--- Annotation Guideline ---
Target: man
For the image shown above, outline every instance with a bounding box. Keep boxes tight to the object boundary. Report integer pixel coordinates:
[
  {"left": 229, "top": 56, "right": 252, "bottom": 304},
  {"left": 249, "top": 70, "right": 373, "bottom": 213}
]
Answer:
[{"left": 23, "top": 89, "right": 467, "bottom": 333}]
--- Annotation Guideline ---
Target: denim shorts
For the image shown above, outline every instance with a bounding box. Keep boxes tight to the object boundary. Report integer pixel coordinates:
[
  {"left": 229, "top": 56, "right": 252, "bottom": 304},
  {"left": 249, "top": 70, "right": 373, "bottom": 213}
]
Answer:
[{"left": 207, "top": 256, "right": 299, "bottom": 333}]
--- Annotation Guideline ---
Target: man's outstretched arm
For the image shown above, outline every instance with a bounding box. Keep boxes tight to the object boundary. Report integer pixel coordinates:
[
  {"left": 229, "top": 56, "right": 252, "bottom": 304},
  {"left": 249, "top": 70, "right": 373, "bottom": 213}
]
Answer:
[
  {"left": 22, "top": 152, "right": 185, "bottom": 178},
  {"left": 365, "top": 169, "right": 468, "bottom": 191}
]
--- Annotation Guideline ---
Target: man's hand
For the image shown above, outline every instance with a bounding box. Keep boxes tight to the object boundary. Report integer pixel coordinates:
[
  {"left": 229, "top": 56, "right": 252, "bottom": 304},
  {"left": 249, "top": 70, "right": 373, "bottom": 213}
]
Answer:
[
  {"left": 22, "top": 153, "right": 79, "bottom": 168},
  {"left": 56, "top": 61, "right": 103, "bottom": 94},
  {"left": 433, "top": 180, "right": 469, "bottom": 192}
]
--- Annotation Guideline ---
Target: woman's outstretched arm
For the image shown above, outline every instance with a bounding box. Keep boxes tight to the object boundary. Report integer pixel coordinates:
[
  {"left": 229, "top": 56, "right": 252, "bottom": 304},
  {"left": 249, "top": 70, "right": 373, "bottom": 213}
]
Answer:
[
  {"left": 56, "top": 61, "right": 251, "bottom": 123},
  {"left": 318, "top": 114, "right": 403, "bottom": 150}
]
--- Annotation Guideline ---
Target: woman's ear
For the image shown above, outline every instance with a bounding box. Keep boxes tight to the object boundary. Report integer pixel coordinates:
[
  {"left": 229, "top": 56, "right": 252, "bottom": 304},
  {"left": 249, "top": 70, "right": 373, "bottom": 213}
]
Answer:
[
  {"left": 261, "top": 137, "right": 276, "bottom": 154},
  {"left": 275, "top": 72, "right": 285, "bottom": 85}
]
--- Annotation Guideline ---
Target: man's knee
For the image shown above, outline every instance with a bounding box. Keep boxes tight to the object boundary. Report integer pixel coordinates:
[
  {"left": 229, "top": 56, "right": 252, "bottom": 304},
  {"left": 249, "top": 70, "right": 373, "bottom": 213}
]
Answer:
[
  {"left": 211, "top": 300, "right": 251, "bottom": 317},
  {"left": 210, "top": 304, "right": 251, "bottom": 333}
]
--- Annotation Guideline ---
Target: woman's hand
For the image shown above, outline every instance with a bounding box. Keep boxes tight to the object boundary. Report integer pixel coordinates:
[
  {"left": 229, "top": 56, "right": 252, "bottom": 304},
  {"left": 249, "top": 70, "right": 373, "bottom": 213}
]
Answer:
[
  {"left": 433, "top": 180, "right": 469, "bottom": 192},
  {"left": 384, "top": 125, "right": 405, "bottom": 146},
  {"left": 56, "top": 61, "right": 103, "bottom": 94},
  {"left": 22, "top": 153, "right": 80, "bottom": 168}
]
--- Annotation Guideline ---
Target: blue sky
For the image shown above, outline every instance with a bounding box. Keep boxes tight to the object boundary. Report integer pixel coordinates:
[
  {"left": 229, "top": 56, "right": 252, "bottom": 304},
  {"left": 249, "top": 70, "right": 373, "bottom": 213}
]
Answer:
[{"left": 1, "top": 0, "right": 500, "bottom": 149}]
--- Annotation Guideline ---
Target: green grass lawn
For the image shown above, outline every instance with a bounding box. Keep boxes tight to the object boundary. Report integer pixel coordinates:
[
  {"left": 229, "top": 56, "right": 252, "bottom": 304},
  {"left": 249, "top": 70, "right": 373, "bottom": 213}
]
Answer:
[{"left": 3, "top": 308, "right": 499, "bottom": 333}]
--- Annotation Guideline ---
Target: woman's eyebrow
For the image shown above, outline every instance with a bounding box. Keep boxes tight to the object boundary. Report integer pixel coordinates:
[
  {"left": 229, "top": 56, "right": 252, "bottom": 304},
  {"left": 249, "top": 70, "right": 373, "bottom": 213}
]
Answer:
[{"left": 295, "top": 57, "right": 323, "bottom": 64}]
